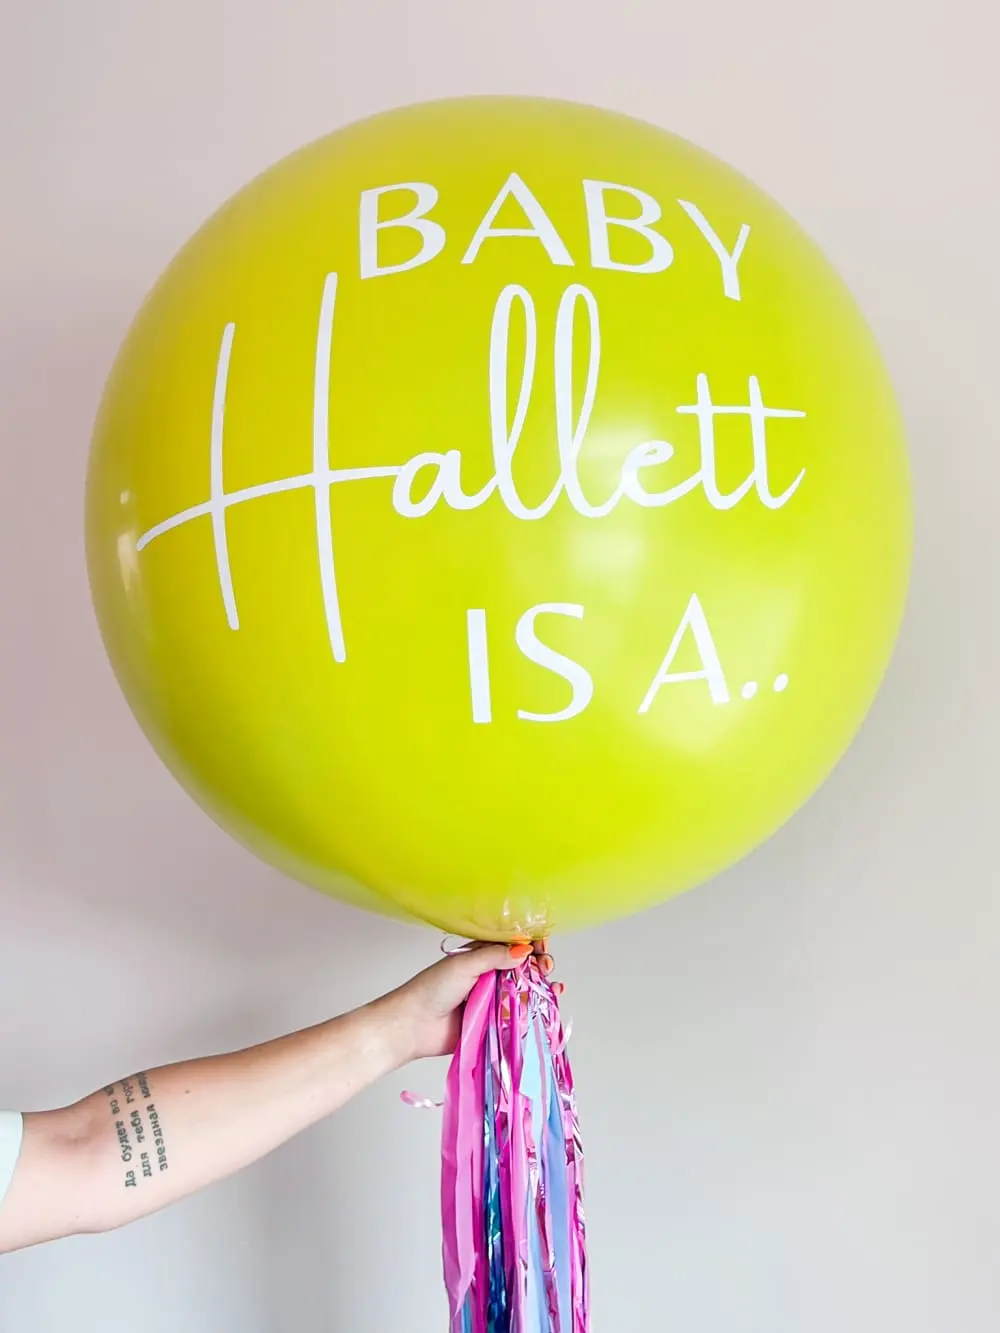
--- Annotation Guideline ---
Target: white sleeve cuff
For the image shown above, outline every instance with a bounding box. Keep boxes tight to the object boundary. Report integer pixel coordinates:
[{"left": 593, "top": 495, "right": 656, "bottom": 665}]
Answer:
[{"left": 0, "top": 1110, "right": 24, "bottom": 1209}]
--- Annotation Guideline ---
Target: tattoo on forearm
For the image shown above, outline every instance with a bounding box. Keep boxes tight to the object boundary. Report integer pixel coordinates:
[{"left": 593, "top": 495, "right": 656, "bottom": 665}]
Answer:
[
  {"left": 147, "top": 1103, "right": 169, "bottom": 1176},
  {"left": 105, "top": 1074, "right": 171, "bottom": 1190}
]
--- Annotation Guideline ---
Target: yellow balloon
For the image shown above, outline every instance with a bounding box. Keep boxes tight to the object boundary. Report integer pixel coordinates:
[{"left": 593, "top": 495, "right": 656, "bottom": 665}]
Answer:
[{"left": 86, "top": 97, "right": 911, "bottom": 939}]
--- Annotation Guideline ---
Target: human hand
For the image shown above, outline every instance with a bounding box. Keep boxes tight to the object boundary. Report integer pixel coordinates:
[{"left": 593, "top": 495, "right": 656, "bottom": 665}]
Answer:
[{"left": 377, "top": 940, "right": 556, "bottom": 1065}]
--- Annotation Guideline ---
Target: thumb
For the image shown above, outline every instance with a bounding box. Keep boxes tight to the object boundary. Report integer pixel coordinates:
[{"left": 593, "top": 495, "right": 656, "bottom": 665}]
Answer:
[{"left": 456, "top": 942, "right": 526, "bottom": 981}]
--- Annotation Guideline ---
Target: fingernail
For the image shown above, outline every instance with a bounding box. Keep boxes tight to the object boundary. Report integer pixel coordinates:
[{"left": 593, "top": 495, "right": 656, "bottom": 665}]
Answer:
[
  {"left": 508, "top": 943, "right": 531, "bottom": 961},
  {"left": 540, "top": 955, "right": 554, "bottom": 973},
  {"left": 553, "top": 981, "right": 566, "bottom": 996}
]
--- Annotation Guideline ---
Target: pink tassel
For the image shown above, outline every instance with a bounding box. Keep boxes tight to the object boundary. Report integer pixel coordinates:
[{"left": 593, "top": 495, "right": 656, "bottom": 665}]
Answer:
[{"left": 439, "top": 957, "right": 589, "bottom": 1332}]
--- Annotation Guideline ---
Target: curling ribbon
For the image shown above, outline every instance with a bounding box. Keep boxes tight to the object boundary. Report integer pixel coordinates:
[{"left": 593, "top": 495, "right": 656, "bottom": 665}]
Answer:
[{"left": 440, "top": 957, "right": 589, "bottom": 1332}]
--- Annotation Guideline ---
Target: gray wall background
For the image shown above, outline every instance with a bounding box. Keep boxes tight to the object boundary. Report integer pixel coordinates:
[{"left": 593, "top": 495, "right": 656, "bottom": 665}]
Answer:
[{"left": 0, "top": 1, "right": 996, "bottom": 1329}]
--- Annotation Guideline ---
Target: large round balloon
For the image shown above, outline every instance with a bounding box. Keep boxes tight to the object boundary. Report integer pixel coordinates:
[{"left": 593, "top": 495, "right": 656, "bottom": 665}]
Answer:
[{"left": 86, "top": 97, "right": 911, "bottom": 939}]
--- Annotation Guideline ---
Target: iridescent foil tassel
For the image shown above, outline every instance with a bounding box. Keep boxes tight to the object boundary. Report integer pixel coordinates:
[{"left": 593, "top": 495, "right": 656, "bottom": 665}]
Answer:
[{"left": 441, "top": 958, "right": 588, "bottom": 1333}]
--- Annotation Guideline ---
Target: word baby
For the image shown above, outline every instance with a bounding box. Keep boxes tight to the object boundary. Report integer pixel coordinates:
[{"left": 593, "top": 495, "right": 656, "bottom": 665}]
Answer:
[{"left": 358, "top": 171, "right": 749, "bottom": 295}]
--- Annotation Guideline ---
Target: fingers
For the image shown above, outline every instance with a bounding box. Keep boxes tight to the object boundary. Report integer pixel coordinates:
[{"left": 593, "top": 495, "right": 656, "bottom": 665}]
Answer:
[
  {"left": 445, "top": 937, "right": 562, "bottom": 990},
  {"left": 532, "top": 939, "right": 554, "bottom": 976},
  {"left": 519, "top": 938, "right": 558, "bottom": 989},
  {"left": 499, "top": 942, "right": 556, "bottom": 980}
]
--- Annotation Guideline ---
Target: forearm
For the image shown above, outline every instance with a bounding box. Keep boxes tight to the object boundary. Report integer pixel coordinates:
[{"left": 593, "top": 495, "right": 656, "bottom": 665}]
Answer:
[{"left": 0, "top": 996, "right": 406, "bottom": 1253}]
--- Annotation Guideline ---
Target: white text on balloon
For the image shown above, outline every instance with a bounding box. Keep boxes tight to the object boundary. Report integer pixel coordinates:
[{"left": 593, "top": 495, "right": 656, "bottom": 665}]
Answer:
[
  {"left": 134, "top": 277, "right": 806, "bottom": 666},
  {"left": 359, "top": 175, "right": 751, "bottom": 298},
  {"left": 466, "top": 595, "right": 735, "bottom": 725}
]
